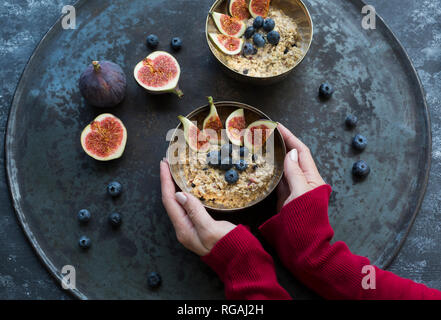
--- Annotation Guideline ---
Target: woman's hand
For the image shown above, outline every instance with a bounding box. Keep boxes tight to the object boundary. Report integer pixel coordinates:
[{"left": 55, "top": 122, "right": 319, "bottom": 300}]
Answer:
[
  {"left": 160, "top": 160, "right": 236, "bottom": 256},
  {"left": 276, "top": 123, "right": 326, "bottom": 212}
]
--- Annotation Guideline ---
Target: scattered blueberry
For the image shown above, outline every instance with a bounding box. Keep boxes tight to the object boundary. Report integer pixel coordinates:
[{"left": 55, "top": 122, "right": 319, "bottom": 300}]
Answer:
[
  {"left": 345, "top": 114, "right": 358, "bottom": 129},
  {"left": 243, "top": 43, "right": 255, "bottom": 56},
  {"left": 107, "top": 181, "right": 122, "bottom": 197},
  {"left": 77, "top": 209, "right": 91, "bottom": 223},
  {"left": 352, "top": 160, "right": 370, "bottom": 178},
  {"left": 225, "top": 169, "right": 239, "bottom": 184},
  {"left": 219, "top": 157, "right": 233, "bottom": 171},
  {"left": 244, "top": 26, "right": 255, "bottom": 39},
  {"left": 263, "top": 18, "right": 275, "bottom": 32},
  {"left": 220, "top": 144, "right": 233, "bottom": 156},
  {"left": 253, "top": 16, "right": 264, "bottom": 29},
  {"left": 146, "top": 34, "right": 159, "bottom": 49},
  {"left": 78, "top": 236, "right": 91, "bottom": 249},
  {"left": 352, "top": 134, "right": 368, "bottom": 151},
  {"left": 170, "top": 37, "right": 182, "bottom": 51},
  {"left": 266, "top": 30, "right": 280, "bottom": 45},
  {"left": 207, "top": 150, "right": 220, "bottom": 167},
  {"left": 239, "top": 146, "right": 249, "bottom": 157},
  {"left": 108, "top": 212, "right": 122, "bottom": 228},
  {"left": 191, "top": 183, "right": 196, "bottom": 188},
  {"left": 147, "top": 272, "right": 162, "bottom": 289},
  {"left": 235, "top": 159, "right": 248, "bottom": 172},
  {"left": 319, "top": 82, "right": 334, "bottom": 99},
  {"left": 253, "top": 33, "right": 266, "bottom": 48}
]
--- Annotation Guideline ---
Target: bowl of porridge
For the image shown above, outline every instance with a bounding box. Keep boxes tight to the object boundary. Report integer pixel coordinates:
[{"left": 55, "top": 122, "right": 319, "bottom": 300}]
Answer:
[
  {"left": 206, "top": 0, "right": 313, "bottom": 84},
  {"left": 167, "top": 100, "right": 286, "bottom": 211}
]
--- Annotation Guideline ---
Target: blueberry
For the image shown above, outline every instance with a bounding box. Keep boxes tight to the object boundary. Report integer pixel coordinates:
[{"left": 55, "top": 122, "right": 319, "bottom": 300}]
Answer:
[
  {"left": 239, "top": 146, "right": 249, "bottom": 157},
  {"left": 219, "top": 157, "right": 233, "bottom": 171},
  {"left": 107, "top": 181, "right": 122, "bottom": 197},
  {"left": 147, "top": 272, "right": 162, "bottom": 289},
  {"left": 146, "top": 34, "right": 159, "bottom": 49},
  {"left": 263, "top": 18, "right": 275, "bottom": 32},
  {"left": 244, "top": 26, "right": 255, "bottom": 39},
  {"left": 225, "top": 169, "right": 239, "bottom": 184},
  {"left": 345, "top": 114, "right": 358, "bottom": 129},
  {"left": 352, "top": 134, "right": 368, "bottom": 151},
  {"left": 220, "top": 144, "right": 233, "bottom": 157},
  {"left": 243, "top": 43, "right": 255, "bottom": 56},
  {"left": 78, "top": 236, "right": 91, "bottom": 249},
  {"left": 319, "top": 82, "right": 334, "bottom": 99},
  {"left": 267, "top": 30, "right": 280, "bottom": 45},
  {"left": 207, "top": 150, "right": 220, "bottom": 167},
  {"left": 77, "top": 209, "right": 91, "bottom": 223},
  {"left": 253, "top": 33, "right": 266, "bottom": 48},
  {"left": 235, "top": 159, "right": 248, "bottom": 172},
  {"left": 170, "top": 37, "right": 182, "bottom": 51},
  {"left": 253, "top": 16, "right": 264, "bottom": 29},
  {"left": 108, "top": 212, "right": 122, "bottom": 228},
  {"left": 352, "top": 160, "right": 370, "bottom": 178}
]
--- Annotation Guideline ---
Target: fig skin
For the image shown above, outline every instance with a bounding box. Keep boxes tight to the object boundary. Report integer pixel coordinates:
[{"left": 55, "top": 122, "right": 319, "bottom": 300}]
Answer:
[{"left": 79, "top": 61, "right": 127, "bottom": 108}]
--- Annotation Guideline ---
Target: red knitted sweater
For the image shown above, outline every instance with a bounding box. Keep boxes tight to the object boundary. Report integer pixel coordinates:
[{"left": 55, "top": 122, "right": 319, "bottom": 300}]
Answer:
[{"left": 201, "top": 185, "right": 441, "bottom": 300}]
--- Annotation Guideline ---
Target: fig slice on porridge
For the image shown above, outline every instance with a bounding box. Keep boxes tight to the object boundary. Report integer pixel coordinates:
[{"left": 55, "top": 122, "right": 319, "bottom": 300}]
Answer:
[{"left": 178, "top": 115, "right": 211, "bottom": 152}]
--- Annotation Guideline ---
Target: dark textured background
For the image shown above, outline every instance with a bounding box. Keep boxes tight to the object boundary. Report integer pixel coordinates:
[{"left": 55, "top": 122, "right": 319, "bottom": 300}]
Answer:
[{"left": 0, "top": 0, "right": 440, "bottom": 299}]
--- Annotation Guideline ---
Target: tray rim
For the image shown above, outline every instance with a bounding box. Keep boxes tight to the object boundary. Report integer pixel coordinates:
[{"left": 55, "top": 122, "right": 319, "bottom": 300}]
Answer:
[{"left": 4, "top": 0, "right": 432, "bottom": 300}]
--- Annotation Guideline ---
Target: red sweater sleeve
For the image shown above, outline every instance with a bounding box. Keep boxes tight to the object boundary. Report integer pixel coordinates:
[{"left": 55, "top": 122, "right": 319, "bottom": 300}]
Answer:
[
  {"left": 259, "top": 185, "right": 441, "bottom": 300},
  {"left": 201, "top": 224, "right": 291, "bottom": 300}
]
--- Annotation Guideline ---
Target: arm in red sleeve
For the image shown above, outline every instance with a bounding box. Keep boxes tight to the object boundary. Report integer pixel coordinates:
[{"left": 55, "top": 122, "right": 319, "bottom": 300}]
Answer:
[
  {"left": 201, "top": 224, "right": 291, "bottom": 300},
  {"left": 259, "top": 185, "right": 441, "bottom": 300}
]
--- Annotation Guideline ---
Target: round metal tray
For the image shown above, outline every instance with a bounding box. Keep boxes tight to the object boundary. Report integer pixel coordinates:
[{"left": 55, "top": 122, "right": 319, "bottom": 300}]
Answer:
[{"left": 5, "top": 0, "right": 431, "bottom": 299}]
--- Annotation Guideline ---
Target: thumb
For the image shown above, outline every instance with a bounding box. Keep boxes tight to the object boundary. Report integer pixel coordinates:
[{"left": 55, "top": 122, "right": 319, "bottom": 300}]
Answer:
[
  {"left": 284, "top": 149, "right": 310, "bottom": 198},
  {"left": 175, "top": 192, "right": 214, "bottom": 230}
]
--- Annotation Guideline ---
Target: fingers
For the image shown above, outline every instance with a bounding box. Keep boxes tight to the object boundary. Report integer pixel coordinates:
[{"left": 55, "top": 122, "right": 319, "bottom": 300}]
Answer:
[
  {"left": 283, "top": 149, "right": 311, "bottom": 199},
  {"left": 175, "top": 192, "right": 215, "bottom": 232}
]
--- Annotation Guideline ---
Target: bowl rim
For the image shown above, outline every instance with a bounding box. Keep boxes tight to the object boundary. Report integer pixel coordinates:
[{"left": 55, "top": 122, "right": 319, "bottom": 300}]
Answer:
[
  {"left": 166, "top": 100, "right": 287, "bottom": 212},
  {"left": 205, "top": 0, "right": 314, "bottom": 80}
]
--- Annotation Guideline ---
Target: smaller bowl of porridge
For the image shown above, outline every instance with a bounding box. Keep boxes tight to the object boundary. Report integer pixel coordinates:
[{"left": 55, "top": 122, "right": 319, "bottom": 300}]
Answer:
[
  {"left": 206, "top": 0, "right": 313, "bottom": 84},
  {"left": 167, "top": 98, "right": 286, "bottom": 212}
]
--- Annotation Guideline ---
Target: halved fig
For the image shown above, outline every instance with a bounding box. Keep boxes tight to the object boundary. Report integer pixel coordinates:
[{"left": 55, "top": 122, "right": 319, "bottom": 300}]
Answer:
[
  {"left": 80, "top": 113, "right": 127, "bottom": 161},
  {"left": 178, "top": 116, "right": 211, "bottom": 153},
  {"left": 209, "top": 33, "right": 244, "bottom": 55},
  {"left": 133, "top": 51, "right": 183, "bottom": 98},
  {"left": 225, "top": 109, "right": 246, "bottom": 146},
  {"left": 211, "top": 12, "right": 246, "bottom": 37},
  {"left": 249, "top": 0, "right": 270, "bottom": 18},
  {"left": 244, "top": 120, "right": 277, "bottom": 152},
  {"left": 203, "top": 96, "right": 223, "bottom": 144},
  {"left": 229, "top": 0, "right": 250, "bottom": 20}
]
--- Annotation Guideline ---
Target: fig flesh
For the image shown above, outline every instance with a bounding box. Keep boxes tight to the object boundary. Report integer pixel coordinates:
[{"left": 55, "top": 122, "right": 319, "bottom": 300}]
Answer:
[
  {"left": 229, "top": 0, "right": 251, "bottom": 20},
  {"left": 178, "top": 116, "right": 211, "bottom": 153},
  {"left": 209, "top": 33, "right": 244, "bottom": 55},
  {"left": 79, "top": 61, "right": 127, "bottom": 108},
  {"left": 133, "top": 51, "right": 183, "bottom": 98},
  {"left": 244, "top": 119, "right": 277, "bottom": 153},
  {"left": 80, "top": 113, "right": 127, "bottom": 161},
  {"left": 225, "top": 109, "right": 246, "bottom": 146},
  {"left": 211, "top": 12, "right": 246, "bottom": 38},
  {"left": 249, "top": 0, "right": 270, "bottom": 18},
  {"left": 203, "top": 96, "right": 223, "bottom": 144}
]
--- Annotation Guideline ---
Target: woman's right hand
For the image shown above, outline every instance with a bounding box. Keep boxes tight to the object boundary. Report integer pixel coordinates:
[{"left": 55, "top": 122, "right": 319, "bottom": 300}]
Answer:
[{"left": 276, "top": 123, "right": 327, "bottom": 212}]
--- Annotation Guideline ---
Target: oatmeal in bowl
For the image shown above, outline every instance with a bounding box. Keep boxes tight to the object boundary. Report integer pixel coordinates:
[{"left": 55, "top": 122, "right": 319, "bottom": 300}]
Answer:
[
  {"left": 167, "top": 98, "right": 286, "bottom": 211},
  {"left": 206, "top": 0, "right": 313, "bottom": 83}
]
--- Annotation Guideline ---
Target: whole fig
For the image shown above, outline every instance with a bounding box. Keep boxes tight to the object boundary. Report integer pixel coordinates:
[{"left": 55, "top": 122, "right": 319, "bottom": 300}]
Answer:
[{"left": 79, "top": 61, "right": 127, "bottom": 108}]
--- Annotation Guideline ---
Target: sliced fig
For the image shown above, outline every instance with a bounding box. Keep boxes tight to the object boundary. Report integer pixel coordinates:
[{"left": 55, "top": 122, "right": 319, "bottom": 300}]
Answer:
[
  {"left": 244, "top": 120, "right": 277, "bottom": 153},
  {"left": 133, "top": 51, "right": 183, "bottom": 98},
  {"left": 225, "top": 109, "right": 246, "bottom": 146},
  {"left": 229, "top": 0, "right": 250, "bottom": 20},
  {"left": 211, "top": 12, "right": 246, "bottom": 37},
  {"left": 249, "top": 0, "right": 270, "bottom": 18},
  {"left": 209, "top": 33, "right": 244, "bottom": 55},
  {"left": 178, "top": 116, "right": 211, "bottom": 153},
  {"left": 80, "top": 113, "right": 127, "bottom": 161},
  {"left": 203, "top": 96, "right": 223, "bottom": 144}
]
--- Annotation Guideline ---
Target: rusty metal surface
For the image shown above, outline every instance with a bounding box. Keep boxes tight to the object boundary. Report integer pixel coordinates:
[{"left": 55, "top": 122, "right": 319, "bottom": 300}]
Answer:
[{"left": 5, "top": 0, "right": 431, "bottom": 299}]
